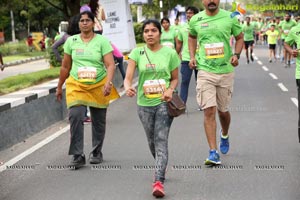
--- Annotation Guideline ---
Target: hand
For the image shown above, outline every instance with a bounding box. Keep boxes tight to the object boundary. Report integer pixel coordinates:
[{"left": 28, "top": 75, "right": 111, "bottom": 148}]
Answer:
[
  {"left": 291, "top": 49, "right": 299, "bottom": 58},
  {"left": 189, "top": 58, "right": 197, "bottom": 69},
  {"left": 161, "top": 88, "right": 173, "bottom": 102},
  {"left": 56, "top": 87, "right": 63, "bottom": 102},
  {"left": 103, "top": 82, "right": 112, "bottom": 96},
  {"left": 125, "top": 87, "right": 136, "bottom": 97},
  {"left": 230, "top": 55, "right": 239, "bottom": 67}
]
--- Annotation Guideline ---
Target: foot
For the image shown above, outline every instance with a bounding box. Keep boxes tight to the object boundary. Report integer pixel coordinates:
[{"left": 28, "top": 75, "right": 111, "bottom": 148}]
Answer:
[
  {"left": 89, "top": 151, "right": 103, "bottom": 164},
  {"left": 70, "top": 154, "right": 86, "bottom": 169},
  {"left": 247, "top": 59, "right": 250, "bottom": 64},
  {"left": 287, "top": 60, "right": 291, "bottom": 68},
  {"left": 269, "top": 59, "right": 272, "bottom": 63},
  {"left": 152, "top": 181, "right": 165, "bottom": 198},
  {"left": 84, "top": 116, "right": 92, "bottom": 124},
  {"left": 250, "top": 55, "right": 254, "bottom": 62},
  {"left": 219, "top": 130, "right": 229, "bottom": 154},
  {"left": 0, "top": 64, "right": 5, "bottom": 71},
  {"left": 204, "top": 150, "right": 221, "bottom": 165}
]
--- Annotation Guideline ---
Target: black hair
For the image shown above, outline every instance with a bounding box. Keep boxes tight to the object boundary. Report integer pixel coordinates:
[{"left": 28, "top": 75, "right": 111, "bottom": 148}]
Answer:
[
  {"left": 160, "top": 17, "right": 170, "bottom": 24},
  {"left": 186, "top": 6, "right": 199, "bottom": 14},
  {"left": 67, "top": 14, "right": 81, "bottom": 35},
  {"left": 79, "top": 11, "right": 95, "bottom": 23},
  {"left": 142, "top": 19, "right": 162, "bottom": 34},
  {"left": 88, "top": 0, "right": 99, "bottom": 16}
]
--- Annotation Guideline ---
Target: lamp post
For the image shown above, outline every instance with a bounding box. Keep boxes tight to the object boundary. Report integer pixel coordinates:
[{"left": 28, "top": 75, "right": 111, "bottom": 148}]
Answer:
[{"left": 160, "top": 0, "right": 163, "bottom": 19}]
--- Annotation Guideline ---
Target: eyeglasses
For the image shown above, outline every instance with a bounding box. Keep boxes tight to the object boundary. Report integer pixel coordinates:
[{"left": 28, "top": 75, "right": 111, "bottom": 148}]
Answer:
[{"left": 79, "top": 19, "right": 92, "bottom": 23}]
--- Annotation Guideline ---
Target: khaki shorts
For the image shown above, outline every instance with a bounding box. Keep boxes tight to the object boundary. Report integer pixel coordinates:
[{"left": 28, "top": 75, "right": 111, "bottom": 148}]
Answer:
[{"left": 196, "top": 70, "right": 234, "bottom": 112}]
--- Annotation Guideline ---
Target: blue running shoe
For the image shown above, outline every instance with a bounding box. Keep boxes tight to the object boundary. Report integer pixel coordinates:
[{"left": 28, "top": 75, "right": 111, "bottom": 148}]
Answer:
[
  {"left": 204, "top": 150, "right": 221, "bottom": 165},
  {"left": 220, "top": 130, "right": 229, "bottom": 154}
]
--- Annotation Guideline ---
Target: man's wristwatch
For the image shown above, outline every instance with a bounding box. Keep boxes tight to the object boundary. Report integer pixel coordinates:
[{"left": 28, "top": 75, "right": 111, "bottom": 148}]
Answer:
[{"left": 234, "top": 53, "right": 240, "bottom": 59}]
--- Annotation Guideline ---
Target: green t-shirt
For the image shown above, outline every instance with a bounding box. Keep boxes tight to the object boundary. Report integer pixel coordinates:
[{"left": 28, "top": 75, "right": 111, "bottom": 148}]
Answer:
[
  {"left": 189, "top": 9, "right": 242, "bottom": 74},
  {"left": 285, "top": 23, "right": 300, "bottom": 79},
  {"left": 242, "top": 23, "right": 255, "bottom": 41},
  {"left": 171, "top": 24, "right": 181, "bottom": 36},
  {"left": 160, "top": 29, "right": 176, "bottom": 49},
  {"left": 279, "top": 20, "right": 297, "bottom": 39},
  {"left": 177, "top": 23, "right": 191, "bottom": 61},
  {"left": 265, "top": 30, "right": 279, "bottom": 44},
  {"left": 129, "top": 46, "right": 180, "bottom": 106},
  {"left": 64, "top": 34, "right": 113, "bottom": 84}
]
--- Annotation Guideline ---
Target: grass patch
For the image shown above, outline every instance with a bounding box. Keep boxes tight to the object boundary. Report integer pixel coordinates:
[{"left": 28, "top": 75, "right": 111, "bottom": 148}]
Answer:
[
  {"left": 0, "top": 67, "right": 60, "bottom": 95},
  {"left": 3, "top": 51, "right": 46, "bottom": 63}
]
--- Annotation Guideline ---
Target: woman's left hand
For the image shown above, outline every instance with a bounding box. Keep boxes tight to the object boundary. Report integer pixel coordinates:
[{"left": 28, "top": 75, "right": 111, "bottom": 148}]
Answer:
[
  {"left": 161, "top": 88, "right": 173, "bottom": 102},
  {"left": 103, "top": 82, "right": 112, "bottom": 96}
]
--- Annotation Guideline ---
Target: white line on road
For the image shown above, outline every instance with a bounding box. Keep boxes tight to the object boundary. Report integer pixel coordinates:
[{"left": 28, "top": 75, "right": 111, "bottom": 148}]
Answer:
[
  {"left": 269, "top": 73, "right": 278, "bottom": 80},
  {"left": 262, "top": 66, "right": 269, "bottom": 71},
  {"left": 0, "top": 83, "right": 132, "bottom": 173},
  {"left": 257, "top": 61, "right": 263, "bottom": 65},
  {"left": 291, "top": 98, "right": 298, "bottom": 107},
  {"left": 278, "top": 83, "right": 288, "bottom": 92},
  {"left": 0, "top": 126, "right": 69, "bottom": 173},
  {"left": 254, "top": 56, "right": 258, "bottom": 60}
]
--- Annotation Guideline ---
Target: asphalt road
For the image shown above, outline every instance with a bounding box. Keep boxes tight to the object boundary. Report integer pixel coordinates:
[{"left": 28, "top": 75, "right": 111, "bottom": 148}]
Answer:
[
  {"left": 0, "top": 45, "right": 299, "bottom": 200},
  {"left": 0, "top": 59, "right": 50, "bottom": 80}
]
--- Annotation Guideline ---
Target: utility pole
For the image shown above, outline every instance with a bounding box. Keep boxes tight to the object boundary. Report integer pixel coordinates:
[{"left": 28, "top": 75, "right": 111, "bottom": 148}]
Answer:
[
  {"left": 10, "top": 10, "right": 16, "bottom": 42},
  {"left": 160, "top": 0, "right": 163, "bottom": 19}
]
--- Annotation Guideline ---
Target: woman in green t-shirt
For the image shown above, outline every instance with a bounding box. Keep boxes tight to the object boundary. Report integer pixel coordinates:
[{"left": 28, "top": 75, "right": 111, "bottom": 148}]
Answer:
[
  {"left": 124, "top": 19, "right": 180, "bottom": 198},
  {"left": 56, "top": 11, "right": 119, "bottom": 169}
]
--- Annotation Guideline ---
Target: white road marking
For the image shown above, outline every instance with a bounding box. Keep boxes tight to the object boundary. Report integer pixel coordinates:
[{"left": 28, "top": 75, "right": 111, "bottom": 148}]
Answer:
[
  {"left": 262, "top": 66, "right": 269, "bottom": 71},
  {"left": 257, "top": 61, "right": 263, "bottom": 65},
  {"left": 0, "top": 82, "right": 133, "bottom": 173},
  {"left": 291, "top": 98, "right": 298, "bottom": 107},
  {"left": 269, "top": 73, "right": 278, "bottom": 80},
  {"left": 278, "top": 83, "right": 288, "bottom": 92},
  {"left": 0, "top": 126, "right": 69, "bottom": 173}
]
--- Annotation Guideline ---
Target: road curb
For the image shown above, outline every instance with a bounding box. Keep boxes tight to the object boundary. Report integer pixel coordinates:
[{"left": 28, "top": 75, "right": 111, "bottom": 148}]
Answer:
[{"left": 4, "top": 56, "right": 45, "bottom": 67}]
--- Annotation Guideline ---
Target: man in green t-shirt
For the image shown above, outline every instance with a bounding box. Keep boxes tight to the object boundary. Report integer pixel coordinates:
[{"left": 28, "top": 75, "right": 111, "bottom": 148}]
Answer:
[
  {"left": 188, "top": 0, "right": 244, "bottom": 165},
  {"left": 279, "top": 13, "right": 297, "bottom": 67},
  {"left": 242, "top": 16, "right": 256, "bottom": 64},
  {"left": 284, "top": 22, "right": 300, "bottom": 142},
  {"left": 176, "top": 6, "right": 199, "bottom": 104}
]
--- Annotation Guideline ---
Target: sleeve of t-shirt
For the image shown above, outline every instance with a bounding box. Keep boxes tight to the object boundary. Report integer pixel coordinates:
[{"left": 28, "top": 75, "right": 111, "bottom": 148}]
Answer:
[
  {"left": 100, "top": 37, "right": 113, "bottom": 56},
  {"left": 128, "top": 47, "right": 140, "bottom": 63},
  {"left": 169, "top": 50, "right": 180, "bottom": 72},
  {"left": 63, "top": 36, "right": 72, "bottom": 55},
  {"left": 177, "top": 30, "right": 183, "bottom": 41},
  {"left": 285, "top": 28, "right": 296, "bottom": 45},
  {"left": 189, "top": 15, "right": 197, "bottom": 37},
  {"left": 231, "top": 17, "right": 243, "bottom": 37}
]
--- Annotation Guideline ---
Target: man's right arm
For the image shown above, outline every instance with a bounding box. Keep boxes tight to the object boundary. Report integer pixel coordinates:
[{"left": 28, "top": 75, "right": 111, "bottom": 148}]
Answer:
[{"left": 188, "top": 33, "right": 197, "bottom": 69}]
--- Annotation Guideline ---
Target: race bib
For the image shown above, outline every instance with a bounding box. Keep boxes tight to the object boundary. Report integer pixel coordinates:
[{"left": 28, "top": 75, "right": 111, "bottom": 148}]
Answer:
[
  {"left": 204, "top": 42, "right": 225, "bottom": 59},
  {"left": 162, "top": 41, "right": 175, "bottom": 49},
  {"left": 77, "top": 66, "right": 97, "bottom": 83},
  {"left": 143, "top": 79, "right": 166, "bottom": 99},
  {"left": 283, "top": 30, "right": 289, "bottom": 35}
]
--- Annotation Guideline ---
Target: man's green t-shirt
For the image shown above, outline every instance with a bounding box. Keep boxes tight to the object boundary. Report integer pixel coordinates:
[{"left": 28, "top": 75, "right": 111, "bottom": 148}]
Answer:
[
  {"left": 242, "top": 23, "right": 255, "bottom": 41},
  {"left": 279, "top": 20, "right": 297, "bottom": 39},
  {"left": 265, "top": 30, "right": 279, "bottom": 45},
  {"left": 285, "top": 23, "right": 300, "bottom": 79},
  {"left": 177, "top": 23, "right": 191, "bottom": 61},
  {"left": 64, "top": 34, "right": 113, "bottom": 84},
  {"left": 189, "top": 9, "right": 242, "bottom": 74},
  {"left": 160, "top": 29, "right": 176, "bottom": 49},
  {"left": 129, "top": 46, "right": 180, "bottom": 106}
]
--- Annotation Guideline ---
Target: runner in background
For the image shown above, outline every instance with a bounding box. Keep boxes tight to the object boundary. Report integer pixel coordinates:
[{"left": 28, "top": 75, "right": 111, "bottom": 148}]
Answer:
[
  {"left": 265, "top": 24, "right": 280, "bottom": 63},
  {"left": 160, "top": 17, "right": 177, "bottom": 49},
  {"left": 279, "top": 13, "right": 297, "bottom": 67},
  {"left": 242, "top": 16, "right": 255, "bottom": 64}
]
